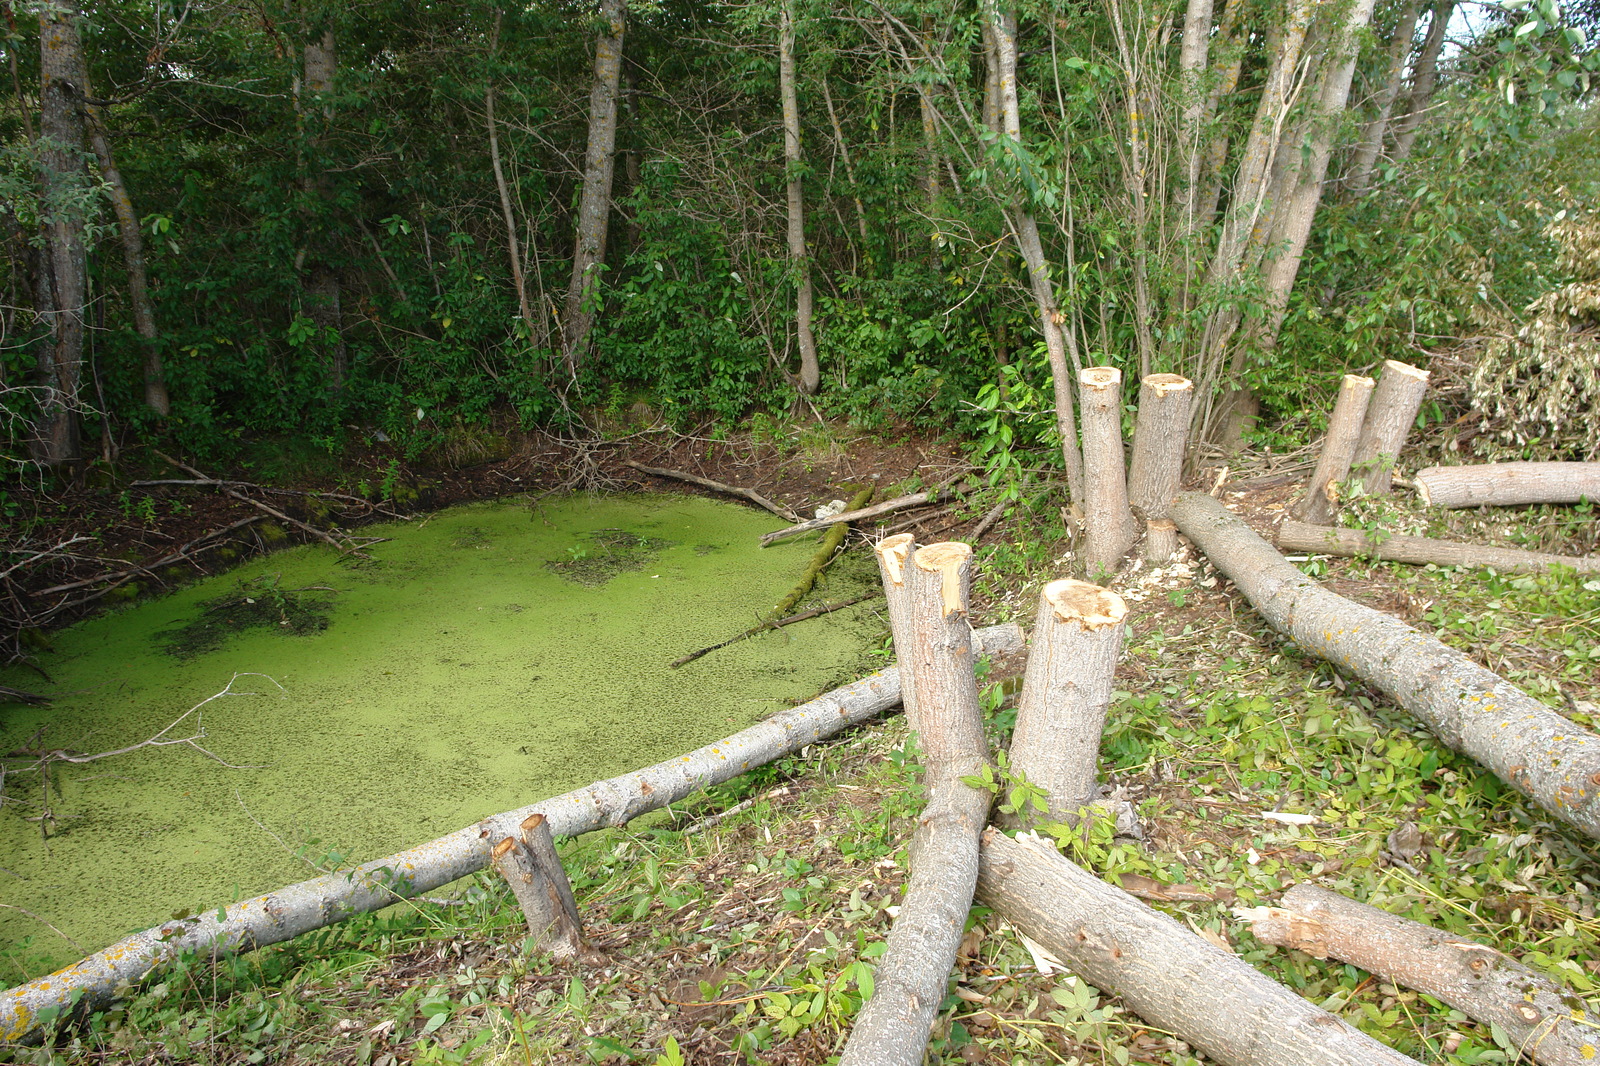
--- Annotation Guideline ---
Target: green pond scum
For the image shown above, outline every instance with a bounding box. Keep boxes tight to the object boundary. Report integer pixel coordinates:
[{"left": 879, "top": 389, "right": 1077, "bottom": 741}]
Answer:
[{"left": 0, "top": 494, "right": 882, "bottom": 981}]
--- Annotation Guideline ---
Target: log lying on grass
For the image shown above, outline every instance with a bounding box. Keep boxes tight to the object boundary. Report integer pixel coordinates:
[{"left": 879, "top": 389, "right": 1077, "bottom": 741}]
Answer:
[
  {"left": 1416, "top": 462, "right": 1600, "bottom": 509},
  {"left": 1172, "top": 492, "right": 1600, "bottom": 842},
  {"left": 0, "top": 623, "right": 1023, "bottom": 1044},
  {"left": 1243, "top": 884, "right": 1597, "bottom": 1066},
  {"left": 1277, "top": 519, "right": 1600, "bottom": 575},
  {"left": 978, "top": 831, "right": 1421, "bottom": 1066}
]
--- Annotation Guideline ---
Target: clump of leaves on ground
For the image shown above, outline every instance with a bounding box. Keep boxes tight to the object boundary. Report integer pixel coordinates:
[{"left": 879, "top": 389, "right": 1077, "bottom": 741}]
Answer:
[{"left": 14, "top": 497, "right": 1600, "bottom": 1066}]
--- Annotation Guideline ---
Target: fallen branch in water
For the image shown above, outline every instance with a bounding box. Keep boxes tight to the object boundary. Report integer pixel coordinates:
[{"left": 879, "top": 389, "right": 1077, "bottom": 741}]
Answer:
[
  {"left": 759, "top": 476, "right": 971, "bottom": 545},
  {"left": 623, "top": 461, "right": 800, "bottom": 523},
  {"left": 670, "top": 592, "right": 878, "bottom": 667},
  {"left": 770, "top": 486, "right": 873, "bottom": 618}
]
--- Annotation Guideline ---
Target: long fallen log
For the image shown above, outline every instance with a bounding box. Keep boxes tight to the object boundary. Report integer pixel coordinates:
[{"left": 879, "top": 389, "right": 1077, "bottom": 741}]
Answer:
[
  {"left": 978, "top": 830, "right": 1421, "bottom": 1066},
  {"left": 1243, "top": 884, "right": 1597, "bottom": 1066},
  {"left": 1172, "top": 492, "right": 1600, "bottom": 842},
  {"left": 759, "top": 476, "right": 971, "bottom": 545},
  {"left": 1277, "top": 519, "right": 1600, "bottom": 575},
  {"left": 1416, "top": 462, "right": 1600, "bottom": 509},
  {"left": 622, "top": 460, "right": 801, "bottom": 523},
  {"left": 0, "top": 623, "right": 1023, "bottom": 1043}
]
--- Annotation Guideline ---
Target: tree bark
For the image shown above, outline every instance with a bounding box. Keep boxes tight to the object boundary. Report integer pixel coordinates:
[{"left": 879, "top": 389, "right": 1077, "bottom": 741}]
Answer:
[
  {"left": 1079, "top": 367, "right": 1135, "bottom": 579},
  {"left": 1296, "top": 374, "right": 1375, "bottom": 524},
  {"left": 1415, "top": 463, "right": 1600, "bottom": 509},
  {"left": 769, "top": 485, "right": 872, "bottom": 619},
  {"left": 1342, "top": 0, "right": 1425, "bottom": 197},
  {"left": 1388, "top": 0, "right": 1452, "bottom": 169},
  {"left": 1127, "top": 374, "right": 1194, "bottom": 563},
  {"left": 300, "top": 28, "right": 346, "bottom": 391},
  {"left": 561, "top": 0, "right": 625, "bottom": 374},
  {"left": 1277, "top": 520, "right": 1600, "bottom": 575},
  {"left": 874, "top": 534, "right": 921, "bottom": 732},
  {"left": 1351, "top": 360, "right": 1431, "bottom": 495},
  {"left": 1172, "top": 491, "right": 1600, "bottom": 843},
  {"left": 1007, "top": 580, "right": 1128, "bottom": 820},
  {"left": 761, "top": 478, "right": 971, "bottom": 544},
  {"left": 486, "top": 16, "right": 543, "bottom": 353},
  {"left": 1171, "top": 0, "right": 1216, "bottom": 237},
  {"left": 1244, "top": 884, "right": 1596, "bottom": 1066},
  {"left": 0, "top": 622, "right": 1027, "bottom": 1043},
  {"left": 491, "top": 813, "right": 583, "bottom": 959},
  {"left": 34, "top": 0, "right": 88, "bottom": 465},
  {"left": 977, "top": 830, "right": 1423, "bottom": 1066},
  {"left": 780, "top": 0, "right": 820, "bottom": 395}
]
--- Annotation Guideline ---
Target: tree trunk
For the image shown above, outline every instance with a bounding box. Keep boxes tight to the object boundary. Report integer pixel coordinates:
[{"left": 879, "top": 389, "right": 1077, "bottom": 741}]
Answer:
[
  {"left": 1388, "top": 0, "right": 1452, "bottom": 169},
  {"left": 1007, "top": 580, "right": 1128, "bottom": 820},
  {"left": 1078, "top": 367, "right": 1135, "bottom": 579},
  {"left": 491, "top": 813, "right": 583, "bottom": 959},
  {"left": 0, "top": 622, "right": 1027, "bottom": 1044},
  {"left": 874, "top": 534, "right": 921, "bottom": 731},
  {"left": 486, "top": 16, "right": 544, "bottom": 353},
  {"left": 1244, "top": 885, "right": 1596, "bottom": 1066},
  {"left": 821, "top": 76, "right": 870, "bottom": 249},
  {"left": 840, "top": 541, "right": 990, "bottom": 1066},
  {"left": 1351, "top": 360, "right": 1430, "bottom": 495},
  {"left": 780, "top": 0, "right": 820, "bottom": 395},
  {"left": 1277, "top": 520, "right": 1600, "bottom": 575},
  {"left": 1415, "top": 462, "right": 1600, "bottom": 509},
  {"left": 34, "top": 0, "right": 88, "bottom": 465},
  {"left": 1342, "top": 0, "right": 1425, "bottom": 197},
  {"left": 1171, "top": 491, "right": 1600, "bottom": 843},
  {"left": 301, "top": 29, "right": 346, "bottom": 391},
  {"left": 561, "top": 0, "right": 625, "bottom": 374},
  {"left": 977, "top": 830, "right": 1424, "bottom": 1066},
  {"left": 1170, "top": 0, "right": 1215, "bottom": 237},
  {"left": 1295, "top": 373, "right": 1375, "bottom": 524},
  {"left": 1126, "top": 374, "right": 1193, "bottom": 563}
]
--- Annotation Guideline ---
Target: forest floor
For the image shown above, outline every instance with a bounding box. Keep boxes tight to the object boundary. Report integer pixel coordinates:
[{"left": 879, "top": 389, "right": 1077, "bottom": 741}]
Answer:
[{"left": 4, "top": 417, "right": 1600, "bottom": 1065}]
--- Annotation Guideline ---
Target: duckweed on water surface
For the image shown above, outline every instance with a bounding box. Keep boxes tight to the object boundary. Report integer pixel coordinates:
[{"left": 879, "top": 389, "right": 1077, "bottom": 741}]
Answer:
[{"left": 0, "top": 493, "right": 881, "bottom": 981}]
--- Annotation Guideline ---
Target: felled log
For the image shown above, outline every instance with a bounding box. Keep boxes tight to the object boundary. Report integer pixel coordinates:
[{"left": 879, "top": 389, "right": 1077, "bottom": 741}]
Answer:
[
  {"left": 0, "top": 623, "right": 1023, "bottom": 1043},
  {"left": 1416, "top": 462, "right": 1600, "bottom": 509},
  {"left": 1243, "top": 884, "right": 1597, "bottom": 1066},
  {"left": 1007, "top": 580, "right": 1128, "bottom": 820},
  {"left": 491, "top": 813, "right": 583, "bottom": 959},
  {"left": 841, "top": 542, "right": 991, "bottom": 1066},
  {"left": 1295, "top": 374, "right": 1375, "bottom": 525},
  {"left": 1079, "top": 367, "right": 1136, "bottom": 579},
  {"left": 623, "top": 460, "right": 800, "bottom": 522},
  {"left": 977, "top": 831, "right": 1422, "bottom": 1066},
  {"left": 770, "top": 485, "right": 873, "bottom": 618},
  {"left": 1277, "top": 520, "right": 1600, "bottom": 575},
  {"left": 760, "top": 476, "right": 971, "bottom": 545},
  {"left": 1350, "top": 361, "right": 1430, "bottom": 495},
  {"left": 1172, "top": 492, "right": 1600, "bottom": 841},
  {"left": 1127, "top": 374, "right": 1193, "bottom": 564}
]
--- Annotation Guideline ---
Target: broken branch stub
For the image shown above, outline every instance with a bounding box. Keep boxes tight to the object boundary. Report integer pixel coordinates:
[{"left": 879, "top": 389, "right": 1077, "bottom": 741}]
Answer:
[
  {"left": 1296, "top": 373, "right": 1374, "bottom": 525},
  {"left": 1127, "top": 374, "right": 1193, "bottom": 564},
  {"left": 1008, "top": 580, "right": 1128, "bottom": 821},
  {"left": 1244, "top": 884, "right": 1596, "bottom": 1066},
  {"left": 1350, "top": 361, "right": 1430, "bottom": 495},
  {"left": 1079, "top": 367, "right": 1136, "bottom": 579}
]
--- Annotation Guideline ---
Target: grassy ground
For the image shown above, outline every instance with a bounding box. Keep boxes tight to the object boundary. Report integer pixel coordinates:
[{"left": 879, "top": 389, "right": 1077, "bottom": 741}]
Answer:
[{"left": 8, "top": 482, "right": 1600, "bottom": 1066}]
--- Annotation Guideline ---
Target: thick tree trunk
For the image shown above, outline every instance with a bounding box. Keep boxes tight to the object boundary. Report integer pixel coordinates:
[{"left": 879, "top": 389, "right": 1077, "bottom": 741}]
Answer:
[
  {"left": 840, "top": 541, "right": 990, "bottom": 1066},
  {"left": 1127, "top": 374, "right": 1193, "bottom": 563},
  {"left": 780, "top": 0, "right": 820, "bottom": 395},
  {"left": 977, "top": 830, "right": 1423, "bottom": 1066},
  {"left": 1244, "top": 885, "right": 1596, "bottom": 1066},
  {"left": 1277, "top": 520, "right": 1600, "bottom": 575},
  {"left": 491, "top": 813, "right": 584, "bottom": 958},
  {"left": 1415, "top": 462, "right": 1600, "bottom": 509},
  {"left": 561, "top": 0, "right": 625, "bottom": 374},
  {"left": 1007, "top": 580, "right": 1128, "bottom": 820},
  {"left": 1351, "top": 360, "right": 1430, "bottom": 494},
  {"left": 1342, "top": 0, "right": 1425, "bottom": 197},
  {"left": 1078, "top": 367, "right": 1135, "bottom": 579},
  {"left": 34, "top": 0, "right": 88, "bottom": 464},
  {"left": 1172, "top": 491, "right": 1600, "bottom": 842},
  {"left": 0, "top": 622, "right": 1026, "bottom": 1043},
  {"left": 1296, "top": 373, "right": 1375, "bottom": 524},
  {"left": 1388, "top": 0, "right": 1452, "bottom": 168}
]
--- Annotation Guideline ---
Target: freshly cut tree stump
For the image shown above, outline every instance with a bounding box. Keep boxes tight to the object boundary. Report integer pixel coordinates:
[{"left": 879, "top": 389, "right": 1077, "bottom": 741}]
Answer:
[
  {"left": 1295, "top": 374, "right": 1374, "bottom": 525},
  {"left": 1173, "top": 492, "right": 1600, "bottom": 842},
  {"left": 1008, "top": 580, "right": 1128, "bottom": 820},
  {"left": 491, "top": 813, "right": 583, "bottom": 959},
  {"left": 0, "top": 623, "right": 1025, "bottom": 1043},
  {"left": 1277, "top": 520, "right": 1600, "bottom": 575},
  {"left": 1079, "top": 367, "right": 1136, "bottom": 579},
  {"left": 874, "top": 534, "right": 921, "bottom": 732},
  {"left": 1127, "top": 374, "right": 1194, "bottom": 564},
  {"left": 1244, "top": 884, "right": 1597, "bottom": 1066},
  {"left": 1416, "top": 462, "right": 1600, "bottom": 509},
  {"left": 977, "top": 830, "right": 1422, "bottom": 1066},
  {"left": 1350, "top": 360, "right": 1430, "bottom": 495},
  {"left": 840, "top": 541, "right": 992, "bottom": 1066}
]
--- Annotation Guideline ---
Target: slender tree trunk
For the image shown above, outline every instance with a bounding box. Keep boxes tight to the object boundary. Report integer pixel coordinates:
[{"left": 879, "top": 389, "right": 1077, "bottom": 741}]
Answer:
[
  {"left": 301, "top": 29, "right": 346, "bottom": 390},
  {"left": 917, "top": 17, "right": 942, "bottom": 207},
  {"left": 34, "top": 0, "right": 87, "bottom": 464},
  {"left": 780, "top": 0, "right": 820, "bottom": 395},
  {"left": 486, "top": 16, "right": 543, "bottom": 352},
  {"left": 821, "top": 77, "right": 870, "bottom": 253},
  {"left": 562, "top": 0, "right": 625, "bottom": 375},
  {"left": 1342, "top": 0, "right": 1424, "bottom": 197},
  {"left": 1171, "top": 0, "right": 1215, "bottom": 238},
  {"left": 1388, "top": 0, "right": 1452, "bottom": 168}
]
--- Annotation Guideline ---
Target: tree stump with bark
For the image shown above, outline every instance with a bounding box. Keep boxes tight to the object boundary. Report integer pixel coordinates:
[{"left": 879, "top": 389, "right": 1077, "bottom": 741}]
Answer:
[
  {"left": 491, "top": 813, "right": 583, "bottom": 959},
  {"left": 1295, "top": 373, "right": 1374, "bottom": 524},
  {"left": 1415, "top": 462, "right": 1600, "bottom": 509},
  {"left": 1079, "top": 367, "right": 1136, "bottom": 579},
  {"left": 1351, "top": 360, "right": 1430, "bottom": 495},
  {"left": 1127, "top": 374, "right": 1193, "bottom": 563}
]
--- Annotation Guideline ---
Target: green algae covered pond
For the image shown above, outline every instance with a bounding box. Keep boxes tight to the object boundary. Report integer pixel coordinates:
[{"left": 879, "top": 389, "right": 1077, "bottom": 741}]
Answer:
[{"left": 0, "top": 493, "right": 882, "bottom": 982}]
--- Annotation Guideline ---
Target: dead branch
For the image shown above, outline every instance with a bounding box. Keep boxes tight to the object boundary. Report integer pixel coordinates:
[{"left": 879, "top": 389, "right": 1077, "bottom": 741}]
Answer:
[
  {"left": 623, "top": 460, "right": 801, "bottom": 522},
  {"left": 760, "top": 475, "right": 973, "bottom": 545},
  {"left": 670, "top": 591, "right": 878, "bottom": 667}
]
